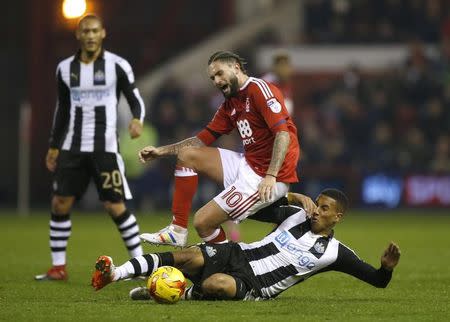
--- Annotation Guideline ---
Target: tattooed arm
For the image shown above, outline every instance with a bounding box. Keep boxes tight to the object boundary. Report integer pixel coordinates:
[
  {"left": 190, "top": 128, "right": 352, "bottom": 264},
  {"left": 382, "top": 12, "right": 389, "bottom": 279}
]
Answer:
[
  {"left": 266, "top": 131, "right": 290, "bottom": 177},
  {"left": 138, "top": 136, "right": 205, "bottom": 163},
  {"left": 258, "top": 131, "right": 290, "bottom": 202}
]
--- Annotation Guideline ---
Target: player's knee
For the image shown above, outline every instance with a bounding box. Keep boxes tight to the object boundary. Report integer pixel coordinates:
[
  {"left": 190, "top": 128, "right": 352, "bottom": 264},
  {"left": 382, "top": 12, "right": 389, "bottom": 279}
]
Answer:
[
  {"left": 193, "top": 211, "right": 210, "bottom": 234},
  {"left": 201, "top": 274, "right": 233, "bottom": 299},
  {"left": 177, "top": 147, "right": 199, "bottom": 168},
  {"left": 51, "top": 196, "right": 74, "bottom": 214},
  {"left": 103, "top": 201, "right": 126, "bottom": 217}
]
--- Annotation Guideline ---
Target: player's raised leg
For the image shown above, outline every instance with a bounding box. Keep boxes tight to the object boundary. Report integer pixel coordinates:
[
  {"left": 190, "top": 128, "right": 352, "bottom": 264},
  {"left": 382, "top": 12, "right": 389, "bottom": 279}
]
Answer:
[
  {"left": 140, "top": 147, "right": 223, "bottom": 247},
  {"left": 35, "top": 195, "right": 75, "bottom": 281}
]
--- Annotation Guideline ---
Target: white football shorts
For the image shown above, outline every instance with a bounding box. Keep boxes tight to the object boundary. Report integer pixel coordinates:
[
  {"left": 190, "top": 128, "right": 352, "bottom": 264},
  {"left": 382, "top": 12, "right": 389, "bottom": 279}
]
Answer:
[{"left": 213, "top": 148, "right": 289, "bottom": 223}]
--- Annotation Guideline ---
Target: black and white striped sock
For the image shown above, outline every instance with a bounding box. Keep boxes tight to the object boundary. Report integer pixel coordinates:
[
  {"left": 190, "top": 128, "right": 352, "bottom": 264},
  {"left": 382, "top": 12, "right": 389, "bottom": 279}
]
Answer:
[
  {"left": 49, "top": 213, "right": 71, "bottom": 266},
  {"left": 113, "top": 252, "right": 174, "bottom": 281},
  {"left": 113, "top": 210, "right": 143, "bottom": 257}
]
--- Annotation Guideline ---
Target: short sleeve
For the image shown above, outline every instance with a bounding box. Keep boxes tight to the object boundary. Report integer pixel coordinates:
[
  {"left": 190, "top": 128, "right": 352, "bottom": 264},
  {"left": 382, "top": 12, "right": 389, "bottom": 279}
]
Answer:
[
  {"left": 196, "top": 104, "right": 233, "bottom": 145},
  {"left": 250, "top": 80, "right": 290, "bottom": 133}
]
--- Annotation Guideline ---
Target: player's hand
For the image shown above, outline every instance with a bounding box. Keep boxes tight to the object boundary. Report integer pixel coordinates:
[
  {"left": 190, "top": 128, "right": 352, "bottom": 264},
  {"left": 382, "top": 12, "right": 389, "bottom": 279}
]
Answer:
[
  {"left": 258, "top": 175, "right": 277, "bottom": 203},
  {"left": 288, "top": 193, "right": 316, "bottom": 217},
  {"left": 128, "top": 119, "right": 143, "bottom": 139},
  {"left": 381, "top": 242, "right": 401, "bottom": 271},
  {"left": 45, "top": 148, "right": 59, "bottom": 172},
  {"left": 138, "top": 146, "right": 162, "bottom": 163}
]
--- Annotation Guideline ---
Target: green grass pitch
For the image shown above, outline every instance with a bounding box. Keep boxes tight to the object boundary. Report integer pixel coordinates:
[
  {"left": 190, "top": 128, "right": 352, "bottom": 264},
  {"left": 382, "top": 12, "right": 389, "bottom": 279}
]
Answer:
[{"left": 1, "top": 209, "right": 449, "bottom": 321}]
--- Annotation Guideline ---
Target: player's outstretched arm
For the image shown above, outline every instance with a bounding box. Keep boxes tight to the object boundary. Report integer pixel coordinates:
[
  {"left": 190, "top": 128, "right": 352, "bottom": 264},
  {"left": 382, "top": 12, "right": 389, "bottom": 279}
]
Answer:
[
  {"left": 380, "top": 242, "right": 401, "bottom": 271},
  {"left": 138, "top": 136, "right": 205, "bottom": 163},
  {"left": 329, "top": 242, "right": 400, "bottom": 288}
]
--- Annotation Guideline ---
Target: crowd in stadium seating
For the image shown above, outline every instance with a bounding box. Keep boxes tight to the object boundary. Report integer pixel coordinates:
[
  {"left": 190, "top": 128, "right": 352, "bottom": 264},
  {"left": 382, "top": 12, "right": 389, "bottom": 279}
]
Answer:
[
  {"left": 303, "top": 0, "right": 450, "bottom": 44},
  {"left": 297, "top": 40, "right": 450, "bottom": 174}
]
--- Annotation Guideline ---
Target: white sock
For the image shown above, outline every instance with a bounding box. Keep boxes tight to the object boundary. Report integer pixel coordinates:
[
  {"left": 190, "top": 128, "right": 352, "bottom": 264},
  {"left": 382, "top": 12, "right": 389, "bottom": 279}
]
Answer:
[{"left": 113, "top": 261, "right": 134, "bottom": 281}]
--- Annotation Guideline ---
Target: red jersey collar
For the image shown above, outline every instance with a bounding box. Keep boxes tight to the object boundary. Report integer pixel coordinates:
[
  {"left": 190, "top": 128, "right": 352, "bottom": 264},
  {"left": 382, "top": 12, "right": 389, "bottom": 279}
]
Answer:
[{"left": 239, "top": 76, "right": 253, "bottom": 91}]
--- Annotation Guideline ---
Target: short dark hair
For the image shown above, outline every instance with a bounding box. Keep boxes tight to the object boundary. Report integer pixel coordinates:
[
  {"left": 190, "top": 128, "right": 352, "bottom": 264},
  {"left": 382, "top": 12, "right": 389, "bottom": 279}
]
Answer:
[
  {"left": 78, "top": 14, "right": 103, "bottom": 28},
  {"left": 319, "top": 188, "right": 349, "bottom": 213},
  {"left": 208, "top": 51, "right": 247, "bottom": 74}
]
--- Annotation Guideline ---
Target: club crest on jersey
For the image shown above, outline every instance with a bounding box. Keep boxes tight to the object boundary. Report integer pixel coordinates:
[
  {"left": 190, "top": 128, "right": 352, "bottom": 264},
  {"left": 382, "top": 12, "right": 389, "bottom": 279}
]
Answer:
[
  {"left": 309, "top": 238, "right": 329, "bottom": 259},
  {"left": 205, "top": 246, "right": 217, "bottom": 257},
  {"left": 313, "top": 241, "right": 325, "bottom": 254},
  {"left": 267, "top": 98, "right": 282, "bottom": 113},
  {"left": 94, "top": 70, "right": 105, "bottom": 83},
  {"left": 245, "top": 97, "right": 251, "bottom": 112}
]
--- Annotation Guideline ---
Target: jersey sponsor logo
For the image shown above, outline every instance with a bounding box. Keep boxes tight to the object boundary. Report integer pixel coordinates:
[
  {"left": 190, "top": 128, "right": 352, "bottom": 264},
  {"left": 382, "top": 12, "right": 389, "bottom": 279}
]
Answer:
[
  {"left": 274, "top": 231, "right": 290, "bottom": 246},
  {"left": 236, "top": 119, "right": 256, "bottom": 146},
  {"left": 71, "top": 88, "right": 111, "bottom": 102},
  {"left": 94, "top": 70, "right": 105, "bottom": 83},
  {"left": 274, "top": 231, "right": 316, "bottom": 269},
  {"left": 205, "top": 246, "right": 217, "bottom": 257},
  {"left": 267, "top": 98, "right": 282, "bottom": 113}
]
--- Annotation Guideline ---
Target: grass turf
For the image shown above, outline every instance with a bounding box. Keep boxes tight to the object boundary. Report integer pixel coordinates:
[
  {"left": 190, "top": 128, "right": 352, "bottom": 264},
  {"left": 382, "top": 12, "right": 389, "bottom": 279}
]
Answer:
[{"left": 0, "top": 209, "right": 449, "bottom": 321}]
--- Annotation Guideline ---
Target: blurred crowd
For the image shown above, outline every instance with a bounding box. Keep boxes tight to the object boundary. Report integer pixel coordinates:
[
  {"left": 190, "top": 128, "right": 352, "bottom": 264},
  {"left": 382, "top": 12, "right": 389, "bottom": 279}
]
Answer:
[
  {"left": 298, "top": 39, "right": 450, "bottom": 174},
  {"left": 303, "top": 0, "right": 450, "bottom": 44}
]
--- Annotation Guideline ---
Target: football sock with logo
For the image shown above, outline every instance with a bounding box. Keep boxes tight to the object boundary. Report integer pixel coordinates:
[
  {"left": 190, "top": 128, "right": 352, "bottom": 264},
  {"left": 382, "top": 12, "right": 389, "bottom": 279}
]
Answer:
[
  {"left": 202, "top": 227, "right": 228, "bottom": 243},
  {"left": 112, "top": 210, "right": 143, "bottom": 257},
  {"left": 113, "top": 252, "right": 174, "bottom": 281},
  {"left": 171, "top": 166, "right": 198, "bottom": 229},
  {"left": 50, "top": 213, "right": 71, "bottom": 266}
]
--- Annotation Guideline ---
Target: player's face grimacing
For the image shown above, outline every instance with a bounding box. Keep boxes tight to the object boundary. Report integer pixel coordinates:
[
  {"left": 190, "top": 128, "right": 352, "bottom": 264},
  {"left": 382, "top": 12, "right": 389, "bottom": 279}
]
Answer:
[
  {"left": 208, "top": 61, "right": 240, "bottom": 98},
  {"left": 76, "top": 18, "right": 105, "bottom": 55},
  {"left": 310, "top": 195, "right": 343, "bottom": 235}
]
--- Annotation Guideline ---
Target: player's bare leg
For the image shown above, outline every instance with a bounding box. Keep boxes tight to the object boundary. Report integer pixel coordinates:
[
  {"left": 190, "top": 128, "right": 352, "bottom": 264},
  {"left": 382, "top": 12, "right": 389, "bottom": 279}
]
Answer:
[
  {"left": 141, "top": 147, "right": 224, "bottom": 247},
  {"left": 193, "top": 200, "right": 229, "bottom": 243},
  {"left": 201, "top": 273, "right": 238, "bottom": 299},
  {"left": 35, "top": 195, "right": 75, "bottom": 281}
]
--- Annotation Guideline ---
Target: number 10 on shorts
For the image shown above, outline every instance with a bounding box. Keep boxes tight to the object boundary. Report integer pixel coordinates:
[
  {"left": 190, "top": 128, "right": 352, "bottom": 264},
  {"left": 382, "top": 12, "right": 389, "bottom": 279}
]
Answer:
[{"left": 221, "top": 186, "right": 243, "bottom": 208}]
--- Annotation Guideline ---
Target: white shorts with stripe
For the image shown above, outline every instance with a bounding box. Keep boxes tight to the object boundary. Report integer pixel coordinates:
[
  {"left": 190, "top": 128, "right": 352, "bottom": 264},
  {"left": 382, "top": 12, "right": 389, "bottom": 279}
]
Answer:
[{"left": 213, "top": 148, "right": 289, "bottom": 223}]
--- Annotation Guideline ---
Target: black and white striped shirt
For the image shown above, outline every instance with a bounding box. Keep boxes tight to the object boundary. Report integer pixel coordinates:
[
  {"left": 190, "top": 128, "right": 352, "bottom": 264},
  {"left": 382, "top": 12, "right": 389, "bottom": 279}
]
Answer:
[
  {"left": 49, "top": 50, "right": 145, "bottom": 153},
  {"left": 240, "top": 206, "right": 392, "bottom": 299}
]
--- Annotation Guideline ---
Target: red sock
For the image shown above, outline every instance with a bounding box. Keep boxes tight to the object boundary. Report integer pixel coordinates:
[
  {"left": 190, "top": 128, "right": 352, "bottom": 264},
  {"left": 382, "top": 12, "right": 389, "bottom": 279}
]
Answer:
[
  {"left": 203, "top": 227, "right": 227, "bottom": 243},
  {"left": 171, "top": 166, "right": 198, "bottom": 229}
]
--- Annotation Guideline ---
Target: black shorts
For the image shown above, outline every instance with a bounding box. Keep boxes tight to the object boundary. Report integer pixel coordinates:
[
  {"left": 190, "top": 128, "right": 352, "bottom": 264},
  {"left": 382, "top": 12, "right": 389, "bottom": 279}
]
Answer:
[
  {"left": 196, "top": 242, "right": 260, "bottom": 295},
  {"left": 52, "top": 150, "right": 131, "bottom": 202}
]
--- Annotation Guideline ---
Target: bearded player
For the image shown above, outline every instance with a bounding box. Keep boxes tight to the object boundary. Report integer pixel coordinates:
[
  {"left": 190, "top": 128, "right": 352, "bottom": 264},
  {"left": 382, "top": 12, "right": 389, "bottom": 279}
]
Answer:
[{"left": 138, "top": 51, "right": 300, "bottom": 247}]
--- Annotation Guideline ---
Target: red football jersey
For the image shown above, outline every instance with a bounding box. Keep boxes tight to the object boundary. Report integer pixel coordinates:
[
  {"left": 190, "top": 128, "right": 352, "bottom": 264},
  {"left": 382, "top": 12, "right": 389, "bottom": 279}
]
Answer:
[
  {"left": 197, "top": 77, "right": 299, "bottom": 183},
  {"left": 262, "top": 72, "right": 294, "bottom": 115}
]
